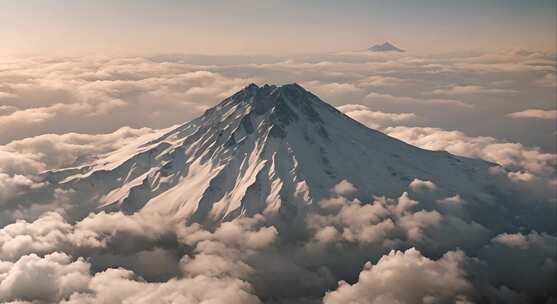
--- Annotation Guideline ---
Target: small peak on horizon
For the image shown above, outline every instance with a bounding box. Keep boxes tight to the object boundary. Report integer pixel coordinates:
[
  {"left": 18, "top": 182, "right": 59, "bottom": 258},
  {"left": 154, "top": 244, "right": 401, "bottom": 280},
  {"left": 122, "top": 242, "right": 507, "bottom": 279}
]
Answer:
[{"left": 368, "top": 41, "right": 404, "bottom": 52}]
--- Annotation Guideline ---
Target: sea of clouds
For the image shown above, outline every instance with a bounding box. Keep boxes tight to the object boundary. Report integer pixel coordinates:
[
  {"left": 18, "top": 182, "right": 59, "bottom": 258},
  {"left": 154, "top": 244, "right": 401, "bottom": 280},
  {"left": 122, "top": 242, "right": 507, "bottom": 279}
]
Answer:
[{"left": 0, "top": 50, "right": 556, "bottom": 303}]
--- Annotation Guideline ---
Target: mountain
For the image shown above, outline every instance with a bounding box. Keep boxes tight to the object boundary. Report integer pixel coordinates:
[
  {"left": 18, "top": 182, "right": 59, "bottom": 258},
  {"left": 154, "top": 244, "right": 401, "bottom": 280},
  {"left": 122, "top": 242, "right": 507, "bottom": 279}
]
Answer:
[
  {"left": 368, "top": 42, "right": 404, "bottom": 52},
  {"left": 43, "top": 83, "right": 499, "bottom": 225}
]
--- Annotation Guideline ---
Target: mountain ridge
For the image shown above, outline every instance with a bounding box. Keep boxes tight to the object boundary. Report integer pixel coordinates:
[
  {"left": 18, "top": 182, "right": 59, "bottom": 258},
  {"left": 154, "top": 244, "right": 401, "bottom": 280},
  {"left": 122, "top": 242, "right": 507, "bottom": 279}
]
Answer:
[{"left": 42, "top": 83, "right": 501, "bottom": 226}]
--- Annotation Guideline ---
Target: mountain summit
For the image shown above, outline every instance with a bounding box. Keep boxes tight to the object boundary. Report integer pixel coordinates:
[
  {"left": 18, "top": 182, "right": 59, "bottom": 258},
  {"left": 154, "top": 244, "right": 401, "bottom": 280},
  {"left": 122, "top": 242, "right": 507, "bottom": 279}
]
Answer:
[
  {"left": 44, "top": 83, "right": 498, "bottom": 225},
  {"left": 368, "top": 42, "right": 405, "bottom": 52}
]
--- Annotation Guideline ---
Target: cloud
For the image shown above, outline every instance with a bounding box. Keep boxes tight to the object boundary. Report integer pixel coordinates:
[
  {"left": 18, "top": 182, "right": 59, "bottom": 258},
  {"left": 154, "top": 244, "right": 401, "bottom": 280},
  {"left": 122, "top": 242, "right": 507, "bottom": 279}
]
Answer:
[
  {"left": 383, "top": 126, "right": 557, "bottom": 180},
  {"left": 0, "top": 211, "right": 174, "bottom": 261},
  {"left": 308, "top": 193, "right": 402, "bottom": 245},
  {"left": 64, "top": 268, "right": 260, "bottom": 304},
  {"left": 0, "top": 252, "right": 261, "bottom": 304},
  {"left": 365, "top": 91, "right": 473, "bottom": 108},
  {"left": 0, "top": 209, "right": 284, "bottom": 302},
  {"left": 307, "top": 190, "right": 489, "bottom": 253},
  {"left": 0, "top": 105, "right": 18, "bottom": 115},
  {"left": 0, "top": 92, "right": 18, "bottom": 99},
  {"left": 0, "top": 211, "right": 275, "bottom": 302},
  {"left": 0, "top": 174, "right": 42, "bottom": 202},
  {"left": 0, "top": 50, "right": 554, "bottom": 152},
  {"left": 437, "top": 195, "right": 465, "bottom": 205},
  {"left": 0, "top": 56, "right": 255, "bottom": 144},
  {"left": 330, "top": 180, "right": 358, "bottom": 196},
  {"left": 492, "top": 232, "right": 531, "bottom": 249},
  {"left": 356, "top": 75, "right": 406, "bottom": 87},
  {"left": 408, "top": 178, "right": 437, "bottom": 192},
  {"left": 0, "top": 126, "right": 162, "bottom": 224},
  {"left": 300, "top": 81, "right": 366, "bottom": 105},
  {"left": 0, "top": 186, "right": 554, "bottom": 303},
  {"left": 303, "top": 81, "right": 364, "bottom": 95},
  {"left": 431, "top": 85, "right": 518, "bottom": 96},
  {"left": 338, "top": 104, "right": 417, "bottom": 129},
  {"left": 1, "top": 126, "right": 158, "bottom": 174},
  {"left": 0, "top": 105, "right": 58, "bottom": 125},
  {"left": 480, "top": 231, "right": 557, "bottom": 298},
  {"left": 323, "top": 248, "right": 476, "bottom": 304},
  {"left": 0, "top": 252, "right": 91, "bottom": 303},
  {"left": 508, "top": 109, "right": 557, "bottom": 120}
]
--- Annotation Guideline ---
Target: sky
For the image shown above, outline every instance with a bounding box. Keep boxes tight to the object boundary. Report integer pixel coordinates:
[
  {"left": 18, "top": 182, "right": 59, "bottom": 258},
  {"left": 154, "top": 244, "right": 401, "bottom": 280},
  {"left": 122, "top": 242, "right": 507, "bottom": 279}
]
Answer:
[{"left": 1, "top": 0, "right": 556, "bottom": 55}]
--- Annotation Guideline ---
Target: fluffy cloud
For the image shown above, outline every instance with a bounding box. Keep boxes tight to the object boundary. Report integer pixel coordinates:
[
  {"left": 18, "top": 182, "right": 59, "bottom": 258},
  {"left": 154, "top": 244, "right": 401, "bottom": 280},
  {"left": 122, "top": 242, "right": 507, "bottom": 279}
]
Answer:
[
  {"left": 1, "top": 50, "right": 554, "bottom": 153},
  {"left": 408, "top": 178, "right": 437, "bottom": 192},
  {"left": 338, "top": 104, "right": 417, "bottom": 129},
  {"left": 0, "top": 126, "right": 161, "bottom": 223},
  {"left": 437, "top": 194, "right": 465, "bottom": 205},
  {"left": 308, "top": 187, "right": 490, "bottom": 254},
  {"left": 0, "top": 211, "right": 173, "bottom": 261},
  {"left": 383, "top": 126, "right": 557, "bottom": 181},
  {"left": 0, "top": 174, "right": 42, "bottom": 202},
  {"left": 431, "top": 84, "right": 518, "bottom": 96},
  {"left": 177, "top": 215, "right": 278, "bottom": 252},
  {"left": 309, "top": 196, "right": 397, "bottom": 244},
  {"left": 0, "top": 56, "right": 255, "bottom": 144},
  {"left": 0, "top": 252, "right": 260, "bottom": 304},
  {"left": 0, "top": 191, "right": 554, "bottom": 303},
  {"left": 507, "top": 109, "right": 557, "bottom": 120},
  {"left": 303, "top": 81, "right": 364, "bottom": 95},
  {"left": 64, "top": 268, "right": 260, "bottom": 304},
  {"left": 0, "top": 211, "right": 278, "bottom": 303},
  {"left": 0, "top": 252, "right": 91, "bottom": 303},
  {"left": 365, "top": 91, "right": 473, "bottom": 108},
  {"left": 323, "top": 248, "right": 476, "bottom": 304},
  {"left": 0, "top": 126, "right": 157, "bottom": 175},
  {"left": 356, "top": 75, "right": 406, "bottom": 87},
  {"left": 331, "top": 180, "right": 358, "bottom": 196}
]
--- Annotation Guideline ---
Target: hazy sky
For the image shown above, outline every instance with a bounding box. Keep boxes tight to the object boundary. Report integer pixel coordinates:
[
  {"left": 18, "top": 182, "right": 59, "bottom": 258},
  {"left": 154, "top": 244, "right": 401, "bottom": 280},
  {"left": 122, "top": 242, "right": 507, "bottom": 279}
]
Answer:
[{"left": 1, "top": 0, "right": 556, "bottom": 55}]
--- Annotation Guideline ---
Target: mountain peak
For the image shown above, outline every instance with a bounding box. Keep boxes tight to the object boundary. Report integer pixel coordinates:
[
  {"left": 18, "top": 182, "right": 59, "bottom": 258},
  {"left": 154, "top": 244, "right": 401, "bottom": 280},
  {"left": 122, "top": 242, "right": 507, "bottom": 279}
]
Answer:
[
  {"left": 230, "top": 83, "right": 316, "bottom": 108},
  {"left": 220, "top": 83, "right": 327, "bottom": 135},
  {"left": 44, "top": 82, "right": 496, "bottom": 226},
  {"left": 241, "top": 83, "right": 306, "bottom": 95},
  {"left": 245, "top": 83, "right": 259, "bottom": 91},
  {"left": 368, "top": 41, "right": 404, "bottom": 52}
]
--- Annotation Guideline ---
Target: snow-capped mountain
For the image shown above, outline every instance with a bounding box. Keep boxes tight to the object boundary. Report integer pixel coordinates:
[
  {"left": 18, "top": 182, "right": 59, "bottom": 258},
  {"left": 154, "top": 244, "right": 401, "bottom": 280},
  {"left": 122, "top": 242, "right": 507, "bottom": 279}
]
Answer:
[
  {"left": 43, "top": 83, "right": 499, "bottom": 225},
  {"left": 368, "top": 42, "right": 405, "bottom": 52}
]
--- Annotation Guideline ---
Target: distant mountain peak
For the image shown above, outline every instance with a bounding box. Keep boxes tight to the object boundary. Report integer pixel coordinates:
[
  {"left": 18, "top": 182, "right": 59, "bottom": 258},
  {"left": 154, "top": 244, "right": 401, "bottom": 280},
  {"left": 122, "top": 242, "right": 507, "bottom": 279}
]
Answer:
[{"left": 368, "top": 42, "right": 404, "bottom": 52}]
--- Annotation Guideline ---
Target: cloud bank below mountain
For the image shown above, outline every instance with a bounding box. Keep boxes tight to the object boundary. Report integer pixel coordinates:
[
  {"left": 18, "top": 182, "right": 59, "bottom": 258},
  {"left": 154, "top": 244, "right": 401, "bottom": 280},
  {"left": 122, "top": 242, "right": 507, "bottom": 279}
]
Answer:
[{"left": 0, "top": 50, "right": 556, "bottom": 303}]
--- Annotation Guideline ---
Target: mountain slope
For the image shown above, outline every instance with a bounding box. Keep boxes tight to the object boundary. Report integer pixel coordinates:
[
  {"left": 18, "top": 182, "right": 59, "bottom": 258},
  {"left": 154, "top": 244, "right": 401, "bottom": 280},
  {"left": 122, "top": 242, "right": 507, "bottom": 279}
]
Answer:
[{"left": 43, "top": 83, "right": 499, "bottom": 225}]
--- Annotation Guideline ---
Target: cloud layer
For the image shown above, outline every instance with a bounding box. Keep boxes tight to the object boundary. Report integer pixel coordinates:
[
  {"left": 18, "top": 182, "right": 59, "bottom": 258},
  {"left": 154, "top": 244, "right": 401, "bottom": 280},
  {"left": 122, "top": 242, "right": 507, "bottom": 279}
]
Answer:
[
  {"left": 0, "top": 50, "right": 556, "bottom": 303},
  {"left": 1, "top": 50, "right": 555, "bottom": 150}
]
